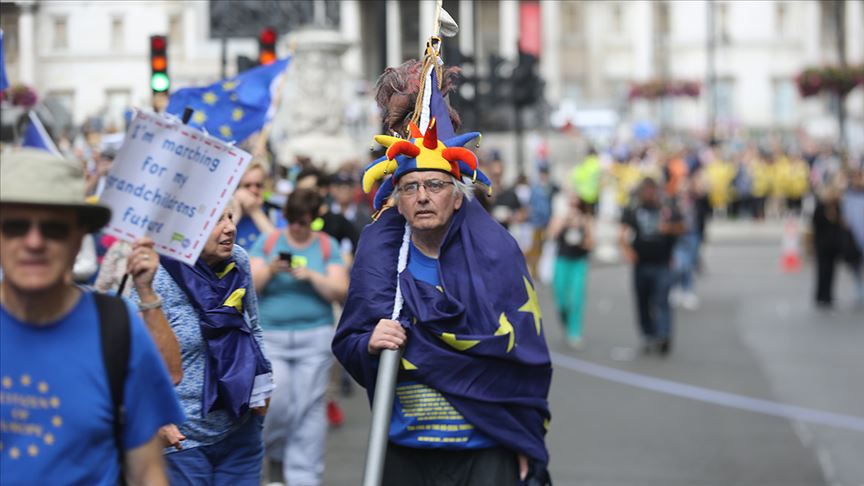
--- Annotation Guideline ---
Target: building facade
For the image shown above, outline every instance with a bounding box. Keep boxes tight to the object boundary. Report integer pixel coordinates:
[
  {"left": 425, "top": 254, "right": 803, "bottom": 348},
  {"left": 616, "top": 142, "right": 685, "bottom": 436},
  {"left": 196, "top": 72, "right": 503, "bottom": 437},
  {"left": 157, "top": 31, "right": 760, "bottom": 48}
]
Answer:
[{"left": 2, "top": 0, "right": 862, "bottom": 149}]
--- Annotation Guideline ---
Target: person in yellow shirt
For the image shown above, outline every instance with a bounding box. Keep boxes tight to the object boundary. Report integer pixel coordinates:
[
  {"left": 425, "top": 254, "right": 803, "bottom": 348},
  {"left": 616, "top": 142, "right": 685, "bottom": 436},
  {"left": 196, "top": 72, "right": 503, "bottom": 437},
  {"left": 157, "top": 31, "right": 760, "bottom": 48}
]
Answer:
[
  {"left": 784, "top": 154, "right": 810, "bottom": 215},
  {"left": 611, "top": 157, "right": 643, "bottom": 209},
  {"left": 750, "top": 155, "right": 771, "bottom": 220},
  {"left": 569, "top": 147, "right": 602, "bottom": 212},
  {"left": 705, "top": 157, "right": 736, "bottom": 214}
]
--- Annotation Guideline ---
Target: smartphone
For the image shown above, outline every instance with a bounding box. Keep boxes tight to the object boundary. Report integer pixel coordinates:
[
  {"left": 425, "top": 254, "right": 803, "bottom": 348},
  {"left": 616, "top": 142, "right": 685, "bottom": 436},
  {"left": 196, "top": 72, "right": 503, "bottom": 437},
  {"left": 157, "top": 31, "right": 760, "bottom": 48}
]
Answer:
[{"left": 279, "top": 252, "right": 293, "bottom": 265}]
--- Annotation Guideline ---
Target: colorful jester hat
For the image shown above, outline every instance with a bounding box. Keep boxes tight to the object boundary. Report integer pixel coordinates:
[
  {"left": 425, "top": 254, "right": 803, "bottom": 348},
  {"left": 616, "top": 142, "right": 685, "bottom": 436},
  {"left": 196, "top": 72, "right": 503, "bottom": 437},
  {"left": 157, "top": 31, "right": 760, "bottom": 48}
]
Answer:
[{"left": 362, "top": 117, "right": 492, "bottom": 210}]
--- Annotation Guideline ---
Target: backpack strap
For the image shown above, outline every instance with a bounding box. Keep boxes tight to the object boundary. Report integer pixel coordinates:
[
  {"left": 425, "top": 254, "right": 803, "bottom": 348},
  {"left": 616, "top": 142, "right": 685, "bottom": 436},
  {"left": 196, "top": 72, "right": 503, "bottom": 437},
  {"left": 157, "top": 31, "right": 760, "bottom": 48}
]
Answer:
[
  {"left": 317, "top": 232, "right": 331, "bottom": 263},
  {"left": 262, "top": 230, "right": 282, "bottom": 257},
  {"left": 93, "top": 292, "right": 131, "bottom": 482}
]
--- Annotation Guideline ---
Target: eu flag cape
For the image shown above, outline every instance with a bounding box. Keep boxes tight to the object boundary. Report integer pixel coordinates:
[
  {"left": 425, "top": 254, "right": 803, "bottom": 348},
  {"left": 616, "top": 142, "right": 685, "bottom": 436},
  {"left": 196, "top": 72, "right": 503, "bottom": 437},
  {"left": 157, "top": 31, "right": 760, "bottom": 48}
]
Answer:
[{"left": 333, "top": 198, "right": 552, "bottom": 464}]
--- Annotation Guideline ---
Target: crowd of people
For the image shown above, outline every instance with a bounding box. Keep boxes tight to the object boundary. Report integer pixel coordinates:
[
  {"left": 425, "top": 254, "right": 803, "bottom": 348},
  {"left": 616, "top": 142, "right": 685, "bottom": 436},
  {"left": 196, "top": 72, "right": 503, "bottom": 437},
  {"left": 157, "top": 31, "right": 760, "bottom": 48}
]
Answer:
[
  {"left": 467, "top": 136, "right": 864, "bottom": 354},
  {"left": 3, "top": 58, "right": 863, "bottom": 485}
]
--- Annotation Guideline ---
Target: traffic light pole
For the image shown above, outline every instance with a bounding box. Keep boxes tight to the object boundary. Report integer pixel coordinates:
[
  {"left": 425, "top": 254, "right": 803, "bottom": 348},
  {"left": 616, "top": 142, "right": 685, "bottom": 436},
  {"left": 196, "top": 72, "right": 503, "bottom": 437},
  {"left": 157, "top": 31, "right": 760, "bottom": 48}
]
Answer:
[
  {"left": 220, "top": 34, "right": 228, "bottom": 80},
  {"left": 514, "top": 102, "right": 525, "bottom": 174}
]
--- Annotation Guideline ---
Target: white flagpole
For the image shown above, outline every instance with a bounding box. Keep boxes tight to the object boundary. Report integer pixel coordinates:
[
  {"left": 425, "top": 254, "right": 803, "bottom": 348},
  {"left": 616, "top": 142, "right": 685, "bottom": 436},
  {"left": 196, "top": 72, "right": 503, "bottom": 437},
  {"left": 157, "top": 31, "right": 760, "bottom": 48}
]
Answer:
[
  {"left": 28, "top": 111, "right": 62, "bottom": 157},
  {"left": 361, "top": 3, "right": 447, "bottom": 485}
]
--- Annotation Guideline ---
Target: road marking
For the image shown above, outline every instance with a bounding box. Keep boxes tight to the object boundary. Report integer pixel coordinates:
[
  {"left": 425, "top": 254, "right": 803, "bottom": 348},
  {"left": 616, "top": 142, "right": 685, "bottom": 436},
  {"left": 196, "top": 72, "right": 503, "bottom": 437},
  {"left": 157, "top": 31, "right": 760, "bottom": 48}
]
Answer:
[
  {"left": 816, "top": 447, "right": 838, "bottom": 486},
  {"left": 551, "top": 352, "right": 864, "bottom": 433}
]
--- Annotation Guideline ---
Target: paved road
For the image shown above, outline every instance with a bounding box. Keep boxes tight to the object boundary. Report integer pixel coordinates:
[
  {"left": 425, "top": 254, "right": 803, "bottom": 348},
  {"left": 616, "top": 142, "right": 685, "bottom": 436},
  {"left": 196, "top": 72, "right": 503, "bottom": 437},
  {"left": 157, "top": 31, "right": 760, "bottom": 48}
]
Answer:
[{"left": 322, "top": 222, "right": 864, "bottom": 486}]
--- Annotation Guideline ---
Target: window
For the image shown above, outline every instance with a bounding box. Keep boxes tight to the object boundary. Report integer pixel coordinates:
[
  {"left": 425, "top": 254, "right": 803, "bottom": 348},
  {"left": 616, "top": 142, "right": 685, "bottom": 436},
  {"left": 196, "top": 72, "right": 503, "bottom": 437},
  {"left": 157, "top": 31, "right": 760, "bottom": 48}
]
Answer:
[
  {"left": 775, "top": 2, "right": 787, "bottom": 36},
  {"left": 772, "top": 79, "right": 796, "bottom": 125},
  {"left": 563, "top": 80, "right": 585, "bottom": 102},
  {"left": 612, "top": 2, "right": 623, "bottom": 33},
  {"left": 656, "top": 2, "right": 670, "bottom": 36},
  {"left": 717, "top": 3, "right": 730, "bottom": 44},
  {"left": 561, "top": 1, "right": 583, "bottom": 37},
  {"left": 715, "top": 78, "right": 735, "bottom": 120},
  {"left": 105, "top": 90, "right": 130, "bottom": 130},
  {"left": 168, "top": 13, "right": 183, "bottom": 47},
  {"left": 52, "top": 17, "right": 68, "bottom": 50},
  {"left": 46, "top": 91, "right": 74, "bottom": 117},
  {"left": 111, "top": 17, "right": 124, "bottom": 49},
  {"left": 0, "top": 12, "right": 19, "bottom": 64}
]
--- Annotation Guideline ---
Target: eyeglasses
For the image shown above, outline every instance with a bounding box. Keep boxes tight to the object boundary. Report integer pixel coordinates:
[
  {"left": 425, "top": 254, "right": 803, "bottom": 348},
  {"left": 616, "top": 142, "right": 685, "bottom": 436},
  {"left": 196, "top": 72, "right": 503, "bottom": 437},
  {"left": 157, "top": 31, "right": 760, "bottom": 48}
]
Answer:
[
  {"left": 398, "top": 179, "right": 454, "bottom": 197},
  {"left": 0, "top": 219, "right": 73, "bottom": 240}
]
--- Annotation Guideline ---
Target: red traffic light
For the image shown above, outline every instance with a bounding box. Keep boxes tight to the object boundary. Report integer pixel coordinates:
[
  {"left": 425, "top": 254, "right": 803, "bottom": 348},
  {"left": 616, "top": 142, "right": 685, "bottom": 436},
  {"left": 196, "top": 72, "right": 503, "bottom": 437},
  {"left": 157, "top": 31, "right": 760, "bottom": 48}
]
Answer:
[
  {"left": 150, "top": 35, "right": 166, "bottom": 51},
  {"left": 260, "top": 28, "right": 276, "bottom": 46}
]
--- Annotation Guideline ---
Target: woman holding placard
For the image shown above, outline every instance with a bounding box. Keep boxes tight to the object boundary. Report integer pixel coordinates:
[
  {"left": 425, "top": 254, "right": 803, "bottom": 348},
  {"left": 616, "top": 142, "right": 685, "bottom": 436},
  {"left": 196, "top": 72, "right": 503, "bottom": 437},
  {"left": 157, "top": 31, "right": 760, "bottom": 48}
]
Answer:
[{"left": 129, "top": 198, "right": 273, "bottom": 485}]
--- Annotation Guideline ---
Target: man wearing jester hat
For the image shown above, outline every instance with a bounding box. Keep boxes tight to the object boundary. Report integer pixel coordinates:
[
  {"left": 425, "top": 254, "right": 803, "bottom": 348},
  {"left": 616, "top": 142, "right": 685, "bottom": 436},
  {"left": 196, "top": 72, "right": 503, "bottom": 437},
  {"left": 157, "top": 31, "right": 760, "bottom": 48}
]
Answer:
[{"left": 333, "top": 60, "right": 553, "bottom": 485}]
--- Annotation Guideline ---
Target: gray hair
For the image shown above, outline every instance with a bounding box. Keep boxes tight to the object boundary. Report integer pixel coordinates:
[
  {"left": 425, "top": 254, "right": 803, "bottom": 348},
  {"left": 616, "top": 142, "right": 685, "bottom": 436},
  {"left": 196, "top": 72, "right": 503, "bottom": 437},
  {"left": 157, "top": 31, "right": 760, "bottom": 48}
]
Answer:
[{"left": 391, "top": 174, "right": 475, "bottom": 203}]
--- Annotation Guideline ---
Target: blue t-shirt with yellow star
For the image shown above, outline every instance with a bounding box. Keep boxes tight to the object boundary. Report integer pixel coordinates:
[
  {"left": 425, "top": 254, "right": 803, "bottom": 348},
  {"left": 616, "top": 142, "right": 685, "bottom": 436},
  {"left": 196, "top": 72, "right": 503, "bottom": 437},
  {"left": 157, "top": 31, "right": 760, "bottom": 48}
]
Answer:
[
  {"left": 0, "top": 291, "right": 184, "bottom": 485},
  {"left": 387, "top": 243, "right": 497, "bottom": 450}
]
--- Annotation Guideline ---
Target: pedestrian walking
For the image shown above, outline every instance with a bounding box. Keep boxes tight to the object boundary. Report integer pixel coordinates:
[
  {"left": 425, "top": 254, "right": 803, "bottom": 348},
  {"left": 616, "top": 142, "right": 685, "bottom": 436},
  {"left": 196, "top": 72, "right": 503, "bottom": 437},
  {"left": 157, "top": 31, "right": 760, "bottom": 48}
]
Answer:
[
  {"left": 813, "top": 176, "right": 862, "bottom": 309},
  {"left": 0, "top": 148, "right": 184, "bottom": 485},
  {"left": 249, "top": 188, "right": 349, "bottom": 486},
  {"left": 548, "top": 194, "right": 594, "bottom": 348},
  {"left": 841, "top": 164, "right": 864, "bottom": 306},
  {"left": 671, "top": 179, "right": 704, "bottom": 310},
  {"left": 333, "top": 117, "right": 553, "bottom": 485},
  {"left": 619, "top": 177, "right": 685, "bottom": 355},
  {"left": 129, "top": 198, "right": 273, "bottom": 485}
]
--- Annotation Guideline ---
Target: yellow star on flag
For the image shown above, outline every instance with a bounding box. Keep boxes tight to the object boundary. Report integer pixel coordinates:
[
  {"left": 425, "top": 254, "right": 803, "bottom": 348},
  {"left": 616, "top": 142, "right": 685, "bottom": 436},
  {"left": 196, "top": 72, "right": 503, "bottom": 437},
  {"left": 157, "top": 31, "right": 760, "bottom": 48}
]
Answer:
[
  {"left": 222, "top": 80, "right": 238, "bottom": 91},
  {"left": 495, "top": 312, "right": 515, "bottom": 353},
  {"left": 401, "top": 358, "right": 418, "bottom": 370},
  {"left": 232, "top": 108, "right": 245, "bottom": 121},
  {"left": 440, "top": 332, "right": 480, "bottom": 351},
  {"left": 192, "top": 111, "right": 207, "bottom": 124},
  {"left": 203, "top": 91, "right": 218, "bottom": 105},
  {"left": 219, "top": 125, "right": 233, "bottom": 139},
  {"left": 518, "top": 276, "right": 542, "bottom": 335}
]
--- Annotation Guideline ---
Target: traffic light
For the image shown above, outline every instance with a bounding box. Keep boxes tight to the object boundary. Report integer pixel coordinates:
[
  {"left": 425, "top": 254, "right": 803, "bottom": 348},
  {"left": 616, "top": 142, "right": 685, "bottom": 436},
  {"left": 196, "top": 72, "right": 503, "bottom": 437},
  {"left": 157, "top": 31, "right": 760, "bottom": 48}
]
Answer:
[
  {"left": 258, "top": 27, "right": 277, "bottom": 66},
  {"left": 512, "top": 51, "right": 543, "bottom": 107},
  {"left": 149, "top": 35, "right": 170, "bottom": 93}
]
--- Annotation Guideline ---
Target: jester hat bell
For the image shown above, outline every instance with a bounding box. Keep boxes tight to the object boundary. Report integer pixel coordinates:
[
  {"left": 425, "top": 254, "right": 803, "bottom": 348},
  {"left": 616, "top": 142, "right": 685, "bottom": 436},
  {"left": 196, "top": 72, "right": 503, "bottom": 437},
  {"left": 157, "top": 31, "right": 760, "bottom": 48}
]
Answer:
[{"left": 362, "top": 118, "right": 492, "bottom": 209}]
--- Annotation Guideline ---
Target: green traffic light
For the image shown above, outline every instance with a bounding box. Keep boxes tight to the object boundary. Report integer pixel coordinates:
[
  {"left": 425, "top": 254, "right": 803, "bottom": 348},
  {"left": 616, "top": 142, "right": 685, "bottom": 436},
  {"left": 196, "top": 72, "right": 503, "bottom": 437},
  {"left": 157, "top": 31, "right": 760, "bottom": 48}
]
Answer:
[{"left": 150, "top": 73, "right": 170, "bottom": 92}]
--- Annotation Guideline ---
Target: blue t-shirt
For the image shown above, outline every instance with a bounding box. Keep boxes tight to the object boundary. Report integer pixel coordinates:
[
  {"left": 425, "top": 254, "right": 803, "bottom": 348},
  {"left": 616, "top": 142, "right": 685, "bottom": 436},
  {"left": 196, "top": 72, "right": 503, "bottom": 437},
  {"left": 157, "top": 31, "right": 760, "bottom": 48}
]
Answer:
[
  {"left": 0, "top": 291, "right": 184, "bottom": 485},
  {"left": 388, "top": 243, "right": 497, "bottom": 450},
  {"left": 249, "top": 232, "right": 343, "bottom": 331}
]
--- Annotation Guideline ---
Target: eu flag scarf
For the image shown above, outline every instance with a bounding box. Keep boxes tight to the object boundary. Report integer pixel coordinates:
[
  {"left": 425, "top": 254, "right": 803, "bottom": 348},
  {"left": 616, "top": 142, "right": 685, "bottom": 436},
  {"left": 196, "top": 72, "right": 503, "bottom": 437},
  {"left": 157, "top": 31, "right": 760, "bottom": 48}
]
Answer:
[
  {"left": 333, "top": 198, "right": 553, "bottom": 464},
  {"left": 162, "top": 254, "right": 271, "bottom": 419}
]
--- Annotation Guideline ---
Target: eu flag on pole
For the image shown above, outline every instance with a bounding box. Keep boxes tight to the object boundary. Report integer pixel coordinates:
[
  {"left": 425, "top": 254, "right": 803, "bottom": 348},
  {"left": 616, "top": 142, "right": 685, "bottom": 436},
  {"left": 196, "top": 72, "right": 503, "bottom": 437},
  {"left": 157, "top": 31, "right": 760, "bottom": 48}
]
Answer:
[
  {"left": 166, "top": 57, "right": 290, "bottom": 143},
  {"left": 1, "top": 29, "right": 9, "bottom": 91},
  {"left": 23, "top": 111, "right": 62, "bottom": 156},
  {"left": 335, "top": 37, "right": 552, "bottom": 465}
]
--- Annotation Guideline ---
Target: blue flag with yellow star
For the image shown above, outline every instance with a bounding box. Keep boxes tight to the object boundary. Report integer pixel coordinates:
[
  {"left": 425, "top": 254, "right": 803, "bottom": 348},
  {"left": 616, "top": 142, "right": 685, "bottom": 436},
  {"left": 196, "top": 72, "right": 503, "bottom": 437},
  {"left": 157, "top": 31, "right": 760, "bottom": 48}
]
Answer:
[
  {"left": 166, "top": 57, "right": 290, "bottom": 143},
  {"left": 333, "top": 197, "right": 553, "bottom": 464}
]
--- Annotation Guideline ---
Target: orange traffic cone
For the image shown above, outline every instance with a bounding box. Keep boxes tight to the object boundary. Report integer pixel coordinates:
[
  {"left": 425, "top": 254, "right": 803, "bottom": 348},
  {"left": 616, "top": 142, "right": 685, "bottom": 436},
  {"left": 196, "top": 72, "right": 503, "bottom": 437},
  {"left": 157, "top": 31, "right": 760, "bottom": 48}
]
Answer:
[{"left": 781, "top": 219, "right": 802, "bottom": 273}]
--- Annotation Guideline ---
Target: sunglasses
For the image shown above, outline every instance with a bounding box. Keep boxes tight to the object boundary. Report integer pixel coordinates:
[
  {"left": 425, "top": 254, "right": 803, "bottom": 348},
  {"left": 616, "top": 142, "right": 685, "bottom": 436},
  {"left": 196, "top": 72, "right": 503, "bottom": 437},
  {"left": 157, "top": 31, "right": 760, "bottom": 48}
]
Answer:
[{"left": 0, "top": 219, "right": 74, "bottom": 240}]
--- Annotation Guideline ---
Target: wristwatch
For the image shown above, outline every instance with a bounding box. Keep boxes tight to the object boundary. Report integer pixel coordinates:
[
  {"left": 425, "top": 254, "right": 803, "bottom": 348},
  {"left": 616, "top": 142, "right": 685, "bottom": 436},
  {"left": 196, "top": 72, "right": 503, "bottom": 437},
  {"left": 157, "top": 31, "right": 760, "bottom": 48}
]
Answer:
[{"left": 138, "top": 297, "right": 163, "bottom": 312}]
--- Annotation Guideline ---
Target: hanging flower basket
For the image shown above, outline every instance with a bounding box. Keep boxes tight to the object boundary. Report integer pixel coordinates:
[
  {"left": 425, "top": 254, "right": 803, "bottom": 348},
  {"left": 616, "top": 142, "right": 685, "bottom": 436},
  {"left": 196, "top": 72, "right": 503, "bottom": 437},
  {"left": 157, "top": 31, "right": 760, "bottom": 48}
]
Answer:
[
  {"left": 0, "top": 84, "right": 39, "bottom": 108},
  {"left": 628, "top": 80, "right": 700, "bottom": 100},
  {"left": 796, "top": 66, "right": 864, "bottom": 98}
]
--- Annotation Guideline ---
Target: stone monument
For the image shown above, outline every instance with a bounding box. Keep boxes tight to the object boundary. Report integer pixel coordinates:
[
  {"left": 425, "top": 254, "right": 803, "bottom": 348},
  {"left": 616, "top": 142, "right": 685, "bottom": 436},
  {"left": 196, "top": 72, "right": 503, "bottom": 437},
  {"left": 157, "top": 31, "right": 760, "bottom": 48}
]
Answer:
[{"left": 272, "top": 28, "right": 360, "bottom": 169}]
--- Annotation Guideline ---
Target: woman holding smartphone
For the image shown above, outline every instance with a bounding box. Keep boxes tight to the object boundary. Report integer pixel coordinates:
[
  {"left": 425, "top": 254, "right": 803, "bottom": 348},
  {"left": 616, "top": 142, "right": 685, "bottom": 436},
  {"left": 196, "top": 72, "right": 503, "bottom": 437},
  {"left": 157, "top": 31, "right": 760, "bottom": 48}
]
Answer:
[
  {"left": 249, "top": 188, "right": 349, "bottom": 486},
  {"left": 548, "top": 194, "right": 595, "bottom": 349}
]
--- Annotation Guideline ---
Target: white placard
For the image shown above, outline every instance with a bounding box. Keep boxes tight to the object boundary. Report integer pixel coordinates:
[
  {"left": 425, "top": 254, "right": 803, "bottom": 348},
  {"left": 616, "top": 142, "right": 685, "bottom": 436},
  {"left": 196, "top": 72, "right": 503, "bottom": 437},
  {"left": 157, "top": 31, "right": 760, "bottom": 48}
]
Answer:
[{"left": 100, "top": 111, "right": 251, "bottom": 265}]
